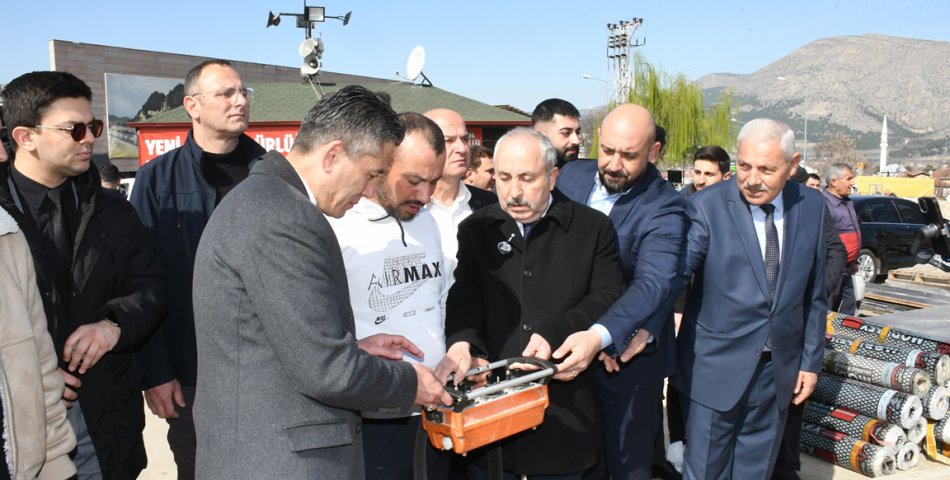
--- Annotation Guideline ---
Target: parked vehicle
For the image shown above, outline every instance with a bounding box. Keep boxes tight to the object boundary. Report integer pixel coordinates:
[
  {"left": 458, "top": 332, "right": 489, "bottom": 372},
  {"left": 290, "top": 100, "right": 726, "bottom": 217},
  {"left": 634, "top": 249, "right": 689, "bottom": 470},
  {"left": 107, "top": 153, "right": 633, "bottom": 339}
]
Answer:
[{"left": 852, "top": 195, "right": 930, "bottom": 283}]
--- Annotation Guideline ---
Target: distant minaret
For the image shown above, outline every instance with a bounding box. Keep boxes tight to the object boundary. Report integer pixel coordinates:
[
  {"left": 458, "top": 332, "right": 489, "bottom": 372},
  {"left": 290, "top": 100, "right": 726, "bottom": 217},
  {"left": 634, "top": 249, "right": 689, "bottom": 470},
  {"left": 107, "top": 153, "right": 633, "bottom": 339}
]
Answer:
[{"left": 880, "top": 115, "right": 888, "bottom": 174}]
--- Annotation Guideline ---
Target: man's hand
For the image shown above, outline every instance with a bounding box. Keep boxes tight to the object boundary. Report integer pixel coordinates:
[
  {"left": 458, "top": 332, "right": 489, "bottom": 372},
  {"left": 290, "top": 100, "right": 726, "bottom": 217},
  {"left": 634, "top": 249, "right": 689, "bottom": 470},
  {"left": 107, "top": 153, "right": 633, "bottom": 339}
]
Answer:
[
  {"left": 550, "top": 330, "right": 602, "bottom": 381},
  {"left": 63, "top": 320, "right": 120, "bottom": 374},
  {"left": 521, "top": 333, "right": 552, "bottom": 360},
  {"left": 599, "top": 352, "right": 621, "bottom": 373},
  {"left": 792, "top": 371, "right": 818, "bottom": 405},
  {"left": 144, "top": 379, "right": 186, "bottom": 419},
  {"left": 58, "top": 368, "right": 81, "bottom": 408},
  {"left": 357, "top": 333, "right": 423, "bottom": 360},
  {"left": 434, "top": 342, "right": 472, "bottom": 385},
  {"left": 618, "top": 328, "right": 651, "bottom": 363},
  {"left": 412, "top": 363, "right": 453, "bottom": 409}
]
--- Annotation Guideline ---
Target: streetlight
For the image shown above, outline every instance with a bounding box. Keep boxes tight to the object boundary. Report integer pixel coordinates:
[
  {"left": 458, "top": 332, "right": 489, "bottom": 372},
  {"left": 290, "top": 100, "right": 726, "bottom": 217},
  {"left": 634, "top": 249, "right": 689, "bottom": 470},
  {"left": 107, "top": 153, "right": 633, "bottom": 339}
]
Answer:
[
  {"left": 582, "top": 74, "right": 611, "bottom": 105},
  {"left": 776, "top": 76, "right": 808, "bottom": 163}
]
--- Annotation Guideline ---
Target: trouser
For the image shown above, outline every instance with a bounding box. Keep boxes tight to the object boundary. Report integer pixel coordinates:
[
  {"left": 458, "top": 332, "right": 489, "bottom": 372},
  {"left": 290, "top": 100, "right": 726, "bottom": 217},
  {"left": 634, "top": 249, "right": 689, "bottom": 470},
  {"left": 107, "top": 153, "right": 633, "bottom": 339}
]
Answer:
[
  {"left": 771, "top": 402, "right": 804, "bottom": 480},
  {"left": 68, "top": 401, "right": 103, "bottom": 480},
  {"left": 363, "top": 415, "right": 451, "bottom": 480},
  {"left": 167, "top": 384, "right": 197, "bottom": 480},
  {"left": 653, "top": 382, "right": 687, "bottom": 464},
  {"left": 599, "top": 381, "right": 664, "bottom": 480},
  {"left": 838, "top": 274, "right": 857, "bottom": 315},
  {"left": 683, "top": 358, "right": 786, "bottom": 480}
]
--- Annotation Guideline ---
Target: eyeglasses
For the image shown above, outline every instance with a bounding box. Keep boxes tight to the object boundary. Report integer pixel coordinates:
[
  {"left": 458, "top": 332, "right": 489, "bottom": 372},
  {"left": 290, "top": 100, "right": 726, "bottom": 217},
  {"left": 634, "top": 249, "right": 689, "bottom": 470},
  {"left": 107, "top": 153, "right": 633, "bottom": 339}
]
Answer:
[
  {"left": 188, "top": 87, "right": 254, "bottom": 102},
  {"left": 31, "top": 119, "right": 104, "bottom": 142}
]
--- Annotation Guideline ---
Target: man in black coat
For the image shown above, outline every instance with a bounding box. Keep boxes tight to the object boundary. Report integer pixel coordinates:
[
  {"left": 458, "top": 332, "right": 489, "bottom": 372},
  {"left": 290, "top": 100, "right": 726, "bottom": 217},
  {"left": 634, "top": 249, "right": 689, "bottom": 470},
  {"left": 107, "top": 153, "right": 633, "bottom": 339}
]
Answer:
[
  {"left": 0, "top": 71, "right": 165, "bottom": 479},
  {"left": 437, "top": 127, "right": 625, "bottom": 478}
]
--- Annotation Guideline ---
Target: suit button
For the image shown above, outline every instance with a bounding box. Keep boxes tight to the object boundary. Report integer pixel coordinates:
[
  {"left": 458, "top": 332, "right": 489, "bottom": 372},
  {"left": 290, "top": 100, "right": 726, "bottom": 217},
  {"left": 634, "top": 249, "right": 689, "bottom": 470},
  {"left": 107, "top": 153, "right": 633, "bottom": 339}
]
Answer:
[
  {"left": 42, "top": 290, "right": 51, "bottom": 297},
  {"left": 523, "top": 269, "right": 533, "bottom": 278},
  {"left": 522, "top": 324, "right": 532, "bottom": 332}
]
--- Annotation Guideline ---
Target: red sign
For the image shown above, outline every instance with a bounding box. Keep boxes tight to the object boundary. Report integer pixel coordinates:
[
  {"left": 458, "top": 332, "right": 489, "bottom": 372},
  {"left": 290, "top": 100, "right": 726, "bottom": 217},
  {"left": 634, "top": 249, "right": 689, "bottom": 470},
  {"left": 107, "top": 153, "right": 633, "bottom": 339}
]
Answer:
[{"left": 136, "top": 124, "right": 300, "bottom": 165}]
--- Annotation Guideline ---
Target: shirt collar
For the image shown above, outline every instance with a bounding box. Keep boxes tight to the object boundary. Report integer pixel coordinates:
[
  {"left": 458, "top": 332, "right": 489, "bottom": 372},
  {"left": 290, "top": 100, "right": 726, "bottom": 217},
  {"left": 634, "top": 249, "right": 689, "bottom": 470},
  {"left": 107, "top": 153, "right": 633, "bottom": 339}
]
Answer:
[{"left": 750, "top": 190, "right": 785, "bottom": 214}]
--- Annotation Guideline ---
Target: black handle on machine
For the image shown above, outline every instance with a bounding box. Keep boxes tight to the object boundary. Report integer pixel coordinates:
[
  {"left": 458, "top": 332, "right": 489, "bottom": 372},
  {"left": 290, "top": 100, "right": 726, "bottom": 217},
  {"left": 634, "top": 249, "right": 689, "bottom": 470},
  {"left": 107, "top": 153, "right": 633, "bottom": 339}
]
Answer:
[{"left": 442, "top": 356, "right": 558, "bottom": 413}]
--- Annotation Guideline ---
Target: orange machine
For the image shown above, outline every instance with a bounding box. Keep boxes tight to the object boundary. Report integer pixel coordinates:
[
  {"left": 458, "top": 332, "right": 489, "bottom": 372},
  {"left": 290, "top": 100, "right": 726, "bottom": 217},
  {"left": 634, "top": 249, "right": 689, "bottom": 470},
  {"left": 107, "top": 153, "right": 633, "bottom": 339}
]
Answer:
[{"left": 421, "top": 357, "right": 557, "bottom": 455}]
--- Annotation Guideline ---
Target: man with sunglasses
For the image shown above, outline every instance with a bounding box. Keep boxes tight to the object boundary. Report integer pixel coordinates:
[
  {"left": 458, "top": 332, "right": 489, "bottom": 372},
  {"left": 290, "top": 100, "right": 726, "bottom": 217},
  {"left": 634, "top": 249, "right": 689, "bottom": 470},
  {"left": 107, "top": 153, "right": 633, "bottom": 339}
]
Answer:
[
  {"left": 129, "top": 59, "right": 265, "bottom": 480},
  {"left": 0, "top": 71, "right": 165, "bottom": 478}
]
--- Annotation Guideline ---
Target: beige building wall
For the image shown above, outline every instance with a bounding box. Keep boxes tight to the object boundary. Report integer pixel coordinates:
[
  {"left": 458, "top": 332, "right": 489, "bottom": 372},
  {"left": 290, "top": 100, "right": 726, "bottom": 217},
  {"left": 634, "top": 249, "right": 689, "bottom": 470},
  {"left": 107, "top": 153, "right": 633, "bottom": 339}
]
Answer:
[{"left": 49, "top": 39, "right": 383, "bottom": 171}]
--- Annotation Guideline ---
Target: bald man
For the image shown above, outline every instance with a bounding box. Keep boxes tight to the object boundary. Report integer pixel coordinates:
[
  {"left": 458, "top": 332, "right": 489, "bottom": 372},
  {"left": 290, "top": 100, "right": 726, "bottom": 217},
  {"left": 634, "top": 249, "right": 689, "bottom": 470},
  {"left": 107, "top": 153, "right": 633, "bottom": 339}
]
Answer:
[
  {"left": 555, "top": 104, "right": 689, "bottom": 480},
  {"left": 423, "top": 109, "right": 496, "bottom": 285}
]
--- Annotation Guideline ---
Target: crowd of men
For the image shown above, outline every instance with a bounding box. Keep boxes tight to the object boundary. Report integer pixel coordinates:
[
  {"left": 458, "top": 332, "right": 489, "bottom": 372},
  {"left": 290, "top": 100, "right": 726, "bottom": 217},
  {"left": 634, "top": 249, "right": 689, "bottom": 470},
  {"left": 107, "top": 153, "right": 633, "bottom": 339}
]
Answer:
[{"left": 0, "top": 60, "right": 864, "bottom": 480}]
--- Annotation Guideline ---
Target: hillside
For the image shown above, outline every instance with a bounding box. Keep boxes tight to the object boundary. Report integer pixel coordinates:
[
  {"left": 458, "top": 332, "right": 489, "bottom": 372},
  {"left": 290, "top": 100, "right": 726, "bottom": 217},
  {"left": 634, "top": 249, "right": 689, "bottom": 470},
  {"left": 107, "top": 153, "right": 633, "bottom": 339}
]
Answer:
[{"left": 699, "top": 34, "right": 950, "bottom": 159}]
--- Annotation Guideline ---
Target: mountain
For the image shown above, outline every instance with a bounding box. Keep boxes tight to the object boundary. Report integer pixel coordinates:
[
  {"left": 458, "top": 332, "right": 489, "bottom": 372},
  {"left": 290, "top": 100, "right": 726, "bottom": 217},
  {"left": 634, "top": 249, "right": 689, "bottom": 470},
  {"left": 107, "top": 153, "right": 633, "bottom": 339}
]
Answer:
[
  {"left": 700, "top": 34, "right": 950, "bottom": 160},
  {"left": 133, "top": 83, "right": 185, "bottom": 122}
]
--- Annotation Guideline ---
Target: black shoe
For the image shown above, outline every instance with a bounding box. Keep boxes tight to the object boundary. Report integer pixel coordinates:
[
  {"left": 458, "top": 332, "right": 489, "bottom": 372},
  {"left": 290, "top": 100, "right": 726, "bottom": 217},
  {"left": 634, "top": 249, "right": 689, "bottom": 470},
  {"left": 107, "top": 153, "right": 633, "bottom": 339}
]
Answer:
[{"left": 651, "top": 460, "right": 682, "bottom": 480}]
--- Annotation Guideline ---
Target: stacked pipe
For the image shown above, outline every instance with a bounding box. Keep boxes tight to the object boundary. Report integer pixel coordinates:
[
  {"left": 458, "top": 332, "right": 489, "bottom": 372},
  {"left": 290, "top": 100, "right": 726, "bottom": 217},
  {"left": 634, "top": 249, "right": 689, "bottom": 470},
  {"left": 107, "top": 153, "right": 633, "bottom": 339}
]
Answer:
[
  {"left": 798, "top": 422, "right": 897, "bottom": 477},
  {"left": 797, "top": 312, "right": 950, "bottom": 475}
]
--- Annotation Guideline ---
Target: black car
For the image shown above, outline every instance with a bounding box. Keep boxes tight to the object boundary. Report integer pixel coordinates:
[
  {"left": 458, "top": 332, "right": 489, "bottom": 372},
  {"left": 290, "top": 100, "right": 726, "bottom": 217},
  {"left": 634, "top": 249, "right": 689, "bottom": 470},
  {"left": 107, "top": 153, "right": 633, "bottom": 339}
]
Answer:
[{"left": 852, "top": 195, "right": 930, "bottom": 283}]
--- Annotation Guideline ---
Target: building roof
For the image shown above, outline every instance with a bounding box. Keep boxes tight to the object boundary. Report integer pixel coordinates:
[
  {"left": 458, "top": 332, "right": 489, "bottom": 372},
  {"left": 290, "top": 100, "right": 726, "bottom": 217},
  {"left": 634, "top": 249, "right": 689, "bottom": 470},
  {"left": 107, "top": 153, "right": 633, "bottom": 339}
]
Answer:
[{"left": 142, "top": 81, "right": 530, "bottom": 125}]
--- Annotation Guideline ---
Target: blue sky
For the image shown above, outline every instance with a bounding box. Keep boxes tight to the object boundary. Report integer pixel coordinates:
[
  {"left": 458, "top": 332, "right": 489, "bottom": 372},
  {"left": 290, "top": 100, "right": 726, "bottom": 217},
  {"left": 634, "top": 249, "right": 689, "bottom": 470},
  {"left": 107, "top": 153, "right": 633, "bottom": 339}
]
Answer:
[{"left": 2, "top": 1, "right": 947, "bottom": 112}]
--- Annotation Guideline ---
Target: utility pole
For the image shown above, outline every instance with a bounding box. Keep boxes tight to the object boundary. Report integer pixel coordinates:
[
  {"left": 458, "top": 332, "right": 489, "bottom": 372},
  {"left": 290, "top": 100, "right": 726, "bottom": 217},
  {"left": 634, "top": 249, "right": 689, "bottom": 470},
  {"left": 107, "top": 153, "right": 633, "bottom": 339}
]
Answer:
[{"left": 606, "top": 18, "right": 645, "bottom": 105}]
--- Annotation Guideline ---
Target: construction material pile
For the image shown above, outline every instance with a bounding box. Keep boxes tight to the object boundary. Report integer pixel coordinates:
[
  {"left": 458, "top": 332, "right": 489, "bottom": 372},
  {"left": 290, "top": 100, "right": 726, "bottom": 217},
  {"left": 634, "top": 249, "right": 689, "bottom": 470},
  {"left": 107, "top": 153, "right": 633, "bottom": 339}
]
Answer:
[{"left": 795, "top": 313, "right": 950, "bottom": 477}]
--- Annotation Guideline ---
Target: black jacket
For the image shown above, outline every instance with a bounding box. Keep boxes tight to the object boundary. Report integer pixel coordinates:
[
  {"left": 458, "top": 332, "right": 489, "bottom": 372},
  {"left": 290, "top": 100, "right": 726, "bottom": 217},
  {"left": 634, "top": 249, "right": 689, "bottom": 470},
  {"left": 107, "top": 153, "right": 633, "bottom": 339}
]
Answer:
[
  {"left": 129, "top": 131, "right": 264, "bottom": 388},
  {"left": 446, "top": 190, "right": 625, "bottom": 475},
  {"left": 466, "top": 184, "right": 497, "bottom": 211},
  {"left": 0, "top": 162, "right": 165, "bottom": 479}
]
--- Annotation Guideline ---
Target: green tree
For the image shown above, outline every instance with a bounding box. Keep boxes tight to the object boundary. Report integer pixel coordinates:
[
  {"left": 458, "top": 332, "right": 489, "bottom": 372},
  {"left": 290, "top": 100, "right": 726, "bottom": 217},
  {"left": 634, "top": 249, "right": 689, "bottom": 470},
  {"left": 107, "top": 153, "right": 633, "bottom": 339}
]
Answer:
[{"left": 588, "top": 53, "right": 737, "bottom": 170}]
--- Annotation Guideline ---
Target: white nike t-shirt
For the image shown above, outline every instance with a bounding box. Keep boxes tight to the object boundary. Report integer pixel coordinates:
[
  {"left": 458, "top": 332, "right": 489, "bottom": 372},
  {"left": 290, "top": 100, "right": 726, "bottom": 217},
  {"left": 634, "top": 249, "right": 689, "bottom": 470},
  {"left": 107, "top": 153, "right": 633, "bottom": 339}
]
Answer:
[{"left": 326, "top": 198, "right": 448, "bottom": 378}]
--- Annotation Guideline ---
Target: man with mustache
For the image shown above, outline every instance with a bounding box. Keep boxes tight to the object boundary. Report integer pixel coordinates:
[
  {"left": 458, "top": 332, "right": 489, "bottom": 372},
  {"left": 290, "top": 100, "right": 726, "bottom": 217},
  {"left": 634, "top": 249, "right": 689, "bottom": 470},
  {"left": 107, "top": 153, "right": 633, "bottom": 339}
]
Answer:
[
  {"left": 673, "top": 119, "right": 827, "bottom": 479},
  {"left": 532, "top": 98, "right": 582, "bottom": 169},
  {"left": 326, "top": 112, "right": 452, "bottom": 479},
  {"left": 437, "top": 127, "right": 624, "bottom": 478},
  {"left": 554, "top": 104, "right": 689, "bottom": 480},
  {"left": 0, "top": 71, "right": 165, "bottom": 479},
  {"left": 130, "top": 60, "right": 265, "bottom": 480}
]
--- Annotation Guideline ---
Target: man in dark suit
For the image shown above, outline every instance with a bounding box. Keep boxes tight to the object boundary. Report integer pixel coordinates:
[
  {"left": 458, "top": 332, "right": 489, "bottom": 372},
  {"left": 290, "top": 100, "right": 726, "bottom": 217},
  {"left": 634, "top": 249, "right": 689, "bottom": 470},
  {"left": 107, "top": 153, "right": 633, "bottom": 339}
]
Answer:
[
  {"left": 436, "top": 127, "right": 625, "bottom": 478},
  {"left": 554, "top": 104, "right": 689, "bottom": 480},
  {"left": 191, "top": 86, "right": 451, "bottom": 479},
  {"left": 673, "top": 119, "right": 827, "bottom": 479}
]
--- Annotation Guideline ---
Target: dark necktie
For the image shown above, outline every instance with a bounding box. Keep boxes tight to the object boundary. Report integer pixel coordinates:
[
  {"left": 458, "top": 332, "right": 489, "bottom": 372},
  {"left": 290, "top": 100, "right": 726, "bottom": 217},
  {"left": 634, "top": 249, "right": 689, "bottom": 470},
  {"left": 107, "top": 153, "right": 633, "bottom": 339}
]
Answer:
[
  {"left": 761, "top": 203, "right": 779, "bottom": 299},
  {"left": 522, "top": 221, "right": 535, "bottom": 239},
  {"left": 46, "top": 187, "right": 72, "bottom": 267},
  {"left": 761, "top": 203, "right": 779, "bottom": 352}
]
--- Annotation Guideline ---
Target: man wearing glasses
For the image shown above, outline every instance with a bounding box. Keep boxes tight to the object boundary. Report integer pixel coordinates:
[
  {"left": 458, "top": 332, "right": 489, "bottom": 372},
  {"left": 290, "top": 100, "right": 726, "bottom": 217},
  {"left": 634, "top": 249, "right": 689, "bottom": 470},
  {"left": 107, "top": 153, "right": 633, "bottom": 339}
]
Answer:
[
  {"left": 129, "top": 59, "right": 265, "bottom": 480},
  {"left": 0, "top": 71, "right": 165, "bottom": 478}
]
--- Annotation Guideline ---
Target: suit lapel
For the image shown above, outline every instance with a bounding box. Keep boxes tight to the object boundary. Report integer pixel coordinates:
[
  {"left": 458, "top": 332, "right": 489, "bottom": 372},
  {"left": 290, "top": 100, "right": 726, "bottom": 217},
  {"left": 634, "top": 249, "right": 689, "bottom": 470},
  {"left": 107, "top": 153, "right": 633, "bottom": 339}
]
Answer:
[
  {"left": 727, "top": 183, "right": 772, "bottom": 306},
  {"left": 774, "top": 183, "right": 801, "bottom": 309}
]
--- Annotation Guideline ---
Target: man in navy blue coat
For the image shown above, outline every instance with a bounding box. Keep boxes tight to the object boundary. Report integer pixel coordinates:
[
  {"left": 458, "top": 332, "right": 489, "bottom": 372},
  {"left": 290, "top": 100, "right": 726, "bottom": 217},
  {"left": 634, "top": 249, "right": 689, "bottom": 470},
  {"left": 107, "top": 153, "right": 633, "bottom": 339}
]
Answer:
[
  {"left": 673, "top": 119, "right": 826, "bottom": 479},
  {"left": 555, "top": 104, "right": 689, "bottom": 480}
]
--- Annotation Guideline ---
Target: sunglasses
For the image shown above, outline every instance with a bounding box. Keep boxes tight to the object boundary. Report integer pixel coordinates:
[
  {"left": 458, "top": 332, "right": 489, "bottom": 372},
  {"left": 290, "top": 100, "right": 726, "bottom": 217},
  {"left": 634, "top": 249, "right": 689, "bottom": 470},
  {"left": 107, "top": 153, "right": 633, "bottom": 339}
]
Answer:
[{"left": 32, "top": 119, "right": 104, "bottom": 142}]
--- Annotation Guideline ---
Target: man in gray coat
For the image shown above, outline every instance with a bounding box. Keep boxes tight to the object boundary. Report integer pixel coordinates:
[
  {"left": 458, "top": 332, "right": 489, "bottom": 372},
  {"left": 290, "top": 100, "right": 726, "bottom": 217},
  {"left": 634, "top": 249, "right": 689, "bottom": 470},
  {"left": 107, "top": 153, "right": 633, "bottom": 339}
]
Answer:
[{"left": 192, "top": 85, "right": 451, "bottom": 479}]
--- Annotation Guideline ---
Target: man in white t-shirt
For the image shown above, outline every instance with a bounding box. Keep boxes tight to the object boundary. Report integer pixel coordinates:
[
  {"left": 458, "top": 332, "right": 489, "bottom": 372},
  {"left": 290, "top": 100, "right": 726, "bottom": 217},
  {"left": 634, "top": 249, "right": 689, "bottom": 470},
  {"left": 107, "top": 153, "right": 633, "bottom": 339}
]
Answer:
[{"left": 327, "top": 112, "right": 450, "bottom": 480}]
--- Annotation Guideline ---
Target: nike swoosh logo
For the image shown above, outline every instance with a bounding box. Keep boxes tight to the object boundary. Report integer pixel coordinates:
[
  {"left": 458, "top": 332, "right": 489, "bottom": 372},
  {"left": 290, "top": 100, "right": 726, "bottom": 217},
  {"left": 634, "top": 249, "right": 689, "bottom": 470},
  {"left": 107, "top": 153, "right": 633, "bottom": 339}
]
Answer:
[{"left": 368, "top": 281, "right": 425, "bottom": 313}]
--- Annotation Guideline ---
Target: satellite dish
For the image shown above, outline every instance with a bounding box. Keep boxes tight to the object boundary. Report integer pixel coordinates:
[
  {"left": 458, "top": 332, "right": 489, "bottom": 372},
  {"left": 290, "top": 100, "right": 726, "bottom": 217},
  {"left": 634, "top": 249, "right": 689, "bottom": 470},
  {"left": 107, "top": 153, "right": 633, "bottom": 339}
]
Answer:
[{"left": 406, "top": 46, "right": 426, "bottom": 82}]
